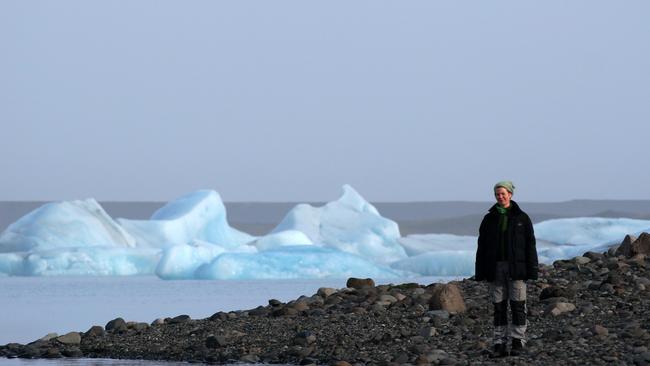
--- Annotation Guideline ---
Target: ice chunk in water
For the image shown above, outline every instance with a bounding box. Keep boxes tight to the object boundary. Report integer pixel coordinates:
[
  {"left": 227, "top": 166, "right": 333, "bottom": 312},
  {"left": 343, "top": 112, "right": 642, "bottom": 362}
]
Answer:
[
  {"left": 273, "top": 185, "right": 407, "bottom": 264},
  {"left": 0, "top": 199, "right": 135, "bottom": 252}
]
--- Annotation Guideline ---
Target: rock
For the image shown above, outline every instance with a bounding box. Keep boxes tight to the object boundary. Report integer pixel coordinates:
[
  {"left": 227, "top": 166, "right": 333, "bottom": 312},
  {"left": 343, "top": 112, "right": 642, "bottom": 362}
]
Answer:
[
  {"left": 61, "top": 347, "right": 83, "bottom": 358},
  {"left": 546, "top": 302, "right": 576, "bottom": 316},
  {"left": 574, "top": 256, "right": 591, "bottom": 265},
  {"left": 56, "top": 332, "right": 81, "bottom": 345},
  {"left": 426, "top": 310, "right": 450, "bottom": 319},
  {"left": 540, "top": 286, "right": 575, "bottom": 301},
  {"left": 592, "top": 325, "right": 609, "bottom": 336},
  {"left": 429, "top": 283, "right": 466, "bottom": 314},
  {"left": 616, "top": 233, "right": 650, "bottom": 257},
  {"left": 419, "top": 326, "right": 437, "bottom": 337},
  {"left": 131, "top": 322, "right": 149, "bottom": 331},
  {"left": 378, "top": 294, "right": 398, "bottom": 305},
  {"left": 152, "top": 318, "right": 165, "bottom": 325},
  {"left": 38, "top": 333, "right": 58, "bottom": 342},
  {"left": 269, "top": 299, "right": 283, "bottom": 306},
  {"left": 332, "top": 361, "right": 352, "bottom": 366},
  {"left": 84, "top": 325, "right": 105, "bottom": 337},
  {"left": 43, "top": 348, "right": 61, "bottom": 359},
  {"left": 168, "top": 315, "right": 190, "bottom": 324},
  {"left": 205, "top": 335, "right": 228, "bottom": 348},
  {"left": 584, "top": 251, "right": 605, "bottom": 261},
  {"left": 317, "top": 287, "right": 336, "bottom": 298},
  {"left": 240, "top": 354, "right": 260, "bottom": 363},
  {"left": 392, "top": 352, "right": 409, "bottom": 363},
  {"left": 209, "top": 312, "right": 228, "bottom": 321},
  {"left": 105, "top": 318, "right": 127, "bottom": 332},
  {"left": 272, "top": 307, "right": 298, "bottom": 317},
  {"left": 346, "top": 277, "right": 375, "bottom": 289},
  {"left": 293, "top": 301, "right": 310, "bottom": 312}
]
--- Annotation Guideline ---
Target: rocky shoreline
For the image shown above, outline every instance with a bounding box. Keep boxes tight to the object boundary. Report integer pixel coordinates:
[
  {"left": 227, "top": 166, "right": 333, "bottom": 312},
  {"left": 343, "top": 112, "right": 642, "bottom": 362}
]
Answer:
[{"left": 2, "top": 233, "right": 650, "bottom": 365}]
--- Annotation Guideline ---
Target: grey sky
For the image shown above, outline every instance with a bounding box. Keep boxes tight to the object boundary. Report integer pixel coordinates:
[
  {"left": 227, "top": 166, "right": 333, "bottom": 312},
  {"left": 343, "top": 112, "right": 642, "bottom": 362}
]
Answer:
[{"left": 1, "top": 1, "right": 649, "bottom": 202}]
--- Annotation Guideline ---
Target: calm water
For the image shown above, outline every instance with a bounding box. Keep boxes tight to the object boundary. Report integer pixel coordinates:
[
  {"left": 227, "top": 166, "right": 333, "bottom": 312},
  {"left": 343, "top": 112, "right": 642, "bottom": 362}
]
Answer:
[{"left": 0, "top": 275, "right": 452, "bottom": 365}]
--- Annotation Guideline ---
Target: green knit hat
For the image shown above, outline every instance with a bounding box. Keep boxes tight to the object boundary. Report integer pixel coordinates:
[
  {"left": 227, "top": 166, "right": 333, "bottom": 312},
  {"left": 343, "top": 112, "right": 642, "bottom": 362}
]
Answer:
[{"left": 494, "top": 181, "right": 515, "bottom": 194}]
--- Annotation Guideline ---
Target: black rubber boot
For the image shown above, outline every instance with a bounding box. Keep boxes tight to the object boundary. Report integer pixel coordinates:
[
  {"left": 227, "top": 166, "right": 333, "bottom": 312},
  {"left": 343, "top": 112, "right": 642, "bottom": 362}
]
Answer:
[
  {"left": 490, "top": 343, "right": 508, "bottom": 358},
  {"left": 510, "top": 338, "right": 525, "bottom": 356}
]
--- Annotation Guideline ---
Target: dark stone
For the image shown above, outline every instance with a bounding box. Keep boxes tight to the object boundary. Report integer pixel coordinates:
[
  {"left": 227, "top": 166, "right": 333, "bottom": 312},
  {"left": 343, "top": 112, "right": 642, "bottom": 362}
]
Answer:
[
  {"left": 209, "top": 312, "right": 229, "bottom": 321},
  {"left": 43, "top": 348, "right": 62, "bottom": 359},
  {"left": 269, "top": 299, "right": 283, "bottom": 306},
  {"left": 205, "top": 335, "right": 228, "bottom": 348},
  {"left": 346, "top": 277, "right": 375, "bottom": 289},
  {"left": 105, "top": 317, "right": 127, "bottom": 332},
  {"left": 539, "top": 286, "right": 575, "bottom": 301},
  {"left": 169, "top": 315, "right": 191, "bottom": 324},
  {"left": 61, "top": 347, "right": 83, "bottom": 357},
  {"left": 84, "top": 325, "right": 105, "bottom": 337}
]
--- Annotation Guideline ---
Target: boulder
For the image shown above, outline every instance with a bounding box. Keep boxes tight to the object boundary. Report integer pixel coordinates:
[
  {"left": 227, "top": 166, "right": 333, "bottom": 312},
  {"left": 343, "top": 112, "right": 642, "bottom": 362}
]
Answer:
[
  {"left": 168, "top": 315, "right": 191, "bottom": 324},
  {"left": 205, "top": 335, "right": 228, "bottom": 348},
  {"left": 592, "top": 324, "right": 609, "bottom": 336},
  {"left": 317, "top": 287, "right": 336, "bottom": 298},
  {"left": 38, "top": 333, "right": 58, "bottom": 342},
  {"left": 419, "top": 326, "right": 438, "bottom": 337},
  {"left": 615, "top": 233, "right": 650, "bottom": 257},
  {"left": 429, "top": 283, "right": 466, "bottom": 314},
  {"left": 105, "top": 318, "right": 127, "bottom": 332},
  {"left": 574, "top": 256, "right": 591, "bottom": 265},
  {"left": 346, "top": 277, "right": 375, "bottom": 289},
  {"left": 539, "top": 286, "right": 575, "bottom": 301},
  {"left": 84, "top": 326, "right": 105, "bottom": 337},
  {"left": 56, "top": 332, "right": 81, "bottom": 345},
  {"left": 293, "top": 301, "right": 310, "bottom": 312},
  {"left": 546, "top": 302, "right": 576, "bottom": 316}
]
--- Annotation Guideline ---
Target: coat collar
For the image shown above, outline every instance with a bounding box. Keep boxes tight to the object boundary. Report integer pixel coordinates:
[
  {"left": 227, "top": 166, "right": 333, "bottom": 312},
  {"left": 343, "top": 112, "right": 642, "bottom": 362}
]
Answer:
[{"left": 488, "top": 200, "right": 522, "bottom": 214}]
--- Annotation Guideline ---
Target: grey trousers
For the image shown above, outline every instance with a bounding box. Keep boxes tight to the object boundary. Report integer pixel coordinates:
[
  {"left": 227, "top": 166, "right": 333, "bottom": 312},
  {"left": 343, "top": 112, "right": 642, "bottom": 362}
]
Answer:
[{"left": 489, "top": 261, "right": 527, "bottom": 344}]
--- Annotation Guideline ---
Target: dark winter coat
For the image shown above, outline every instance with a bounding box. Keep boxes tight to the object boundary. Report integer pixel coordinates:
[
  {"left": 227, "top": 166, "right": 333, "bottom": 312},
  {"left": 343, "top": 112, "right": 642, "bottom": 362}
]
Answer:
[{"left": 474, "top": 200, "right": 538, "bottom": 281}]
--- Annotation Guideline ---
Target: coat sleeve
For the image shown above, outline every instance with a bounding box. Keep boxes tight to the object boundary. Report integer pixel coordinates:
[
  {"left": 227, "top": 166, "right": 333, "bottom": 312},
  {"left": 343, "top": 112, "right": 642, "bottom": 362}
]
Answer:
[
  {"left": 475, "top": 217, "right": 487, "bottom": 281},
  {"left": 525, "top": 214, "right": 539, "bottom": 280}
]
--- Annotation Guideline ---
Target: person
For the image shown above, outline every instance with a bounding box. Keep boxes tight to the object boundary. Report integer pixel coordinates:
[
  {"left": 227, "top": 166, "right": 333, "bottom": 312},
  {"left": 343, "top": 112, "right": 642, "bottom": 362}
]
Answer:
[{"left": 475, "top": 181, "right": 538, "bottom": 357}]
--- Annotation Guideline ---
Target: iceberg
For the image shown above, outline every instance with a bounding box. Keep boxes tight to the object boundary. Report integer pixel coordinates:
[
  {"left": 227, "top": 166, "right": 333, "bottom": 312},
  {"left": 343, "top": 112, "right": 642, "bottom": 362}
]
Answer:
[
  {"left": 391, "top": 251, "right": 475, "bottom": 277},
  {"left": 0, "top": 247, "right": 159, "bottom": 276},
  {"left": 251, "top": 230, "right": 313, "bottom": 251},
  {"left": 273, "top": 185, "right": 407, "bottom": 264},
  {"left": 535, "top": 217, "right": 650, "bottom": 246},
  {"left": 118, "top": 190, "right": 255, "bottom": 249},
  {"left": 0, "top": 199, "right": 135, "bottom": 252},
  {"left": 195, "top": 246, "right": 403, "bottom": 280}
]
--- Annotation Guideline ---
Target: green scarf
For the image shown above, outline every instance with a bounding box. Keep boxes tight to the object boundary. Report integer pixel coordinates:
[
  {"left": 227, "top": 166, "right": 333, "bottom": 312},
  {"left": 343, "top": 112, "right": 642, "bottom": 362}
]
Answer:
[
  {"left": 495, "top": 205, "right": 510, "bottom": 233},
  {"left": 496, "top": 205, "right": 510, "bottom": 260}
]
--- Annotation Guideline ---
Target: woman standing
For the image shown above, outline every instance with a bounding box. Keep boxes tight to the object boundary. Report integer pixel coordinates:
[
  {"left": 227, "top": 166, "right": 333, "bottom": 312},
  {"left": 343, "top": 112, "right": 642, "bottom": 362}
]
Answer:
[{"left": 475, "top": 181, "right": 538, "bottom": 357}]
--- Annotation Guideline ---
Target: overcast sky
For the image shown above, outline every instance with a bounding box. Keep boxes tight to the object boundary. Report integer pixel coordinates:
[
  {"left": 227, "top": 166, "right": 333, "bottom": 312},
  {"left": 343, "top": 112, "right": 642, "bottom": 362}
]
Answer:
[{"left": 1, "top": 1, "right": 648, "bottom": 202}]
